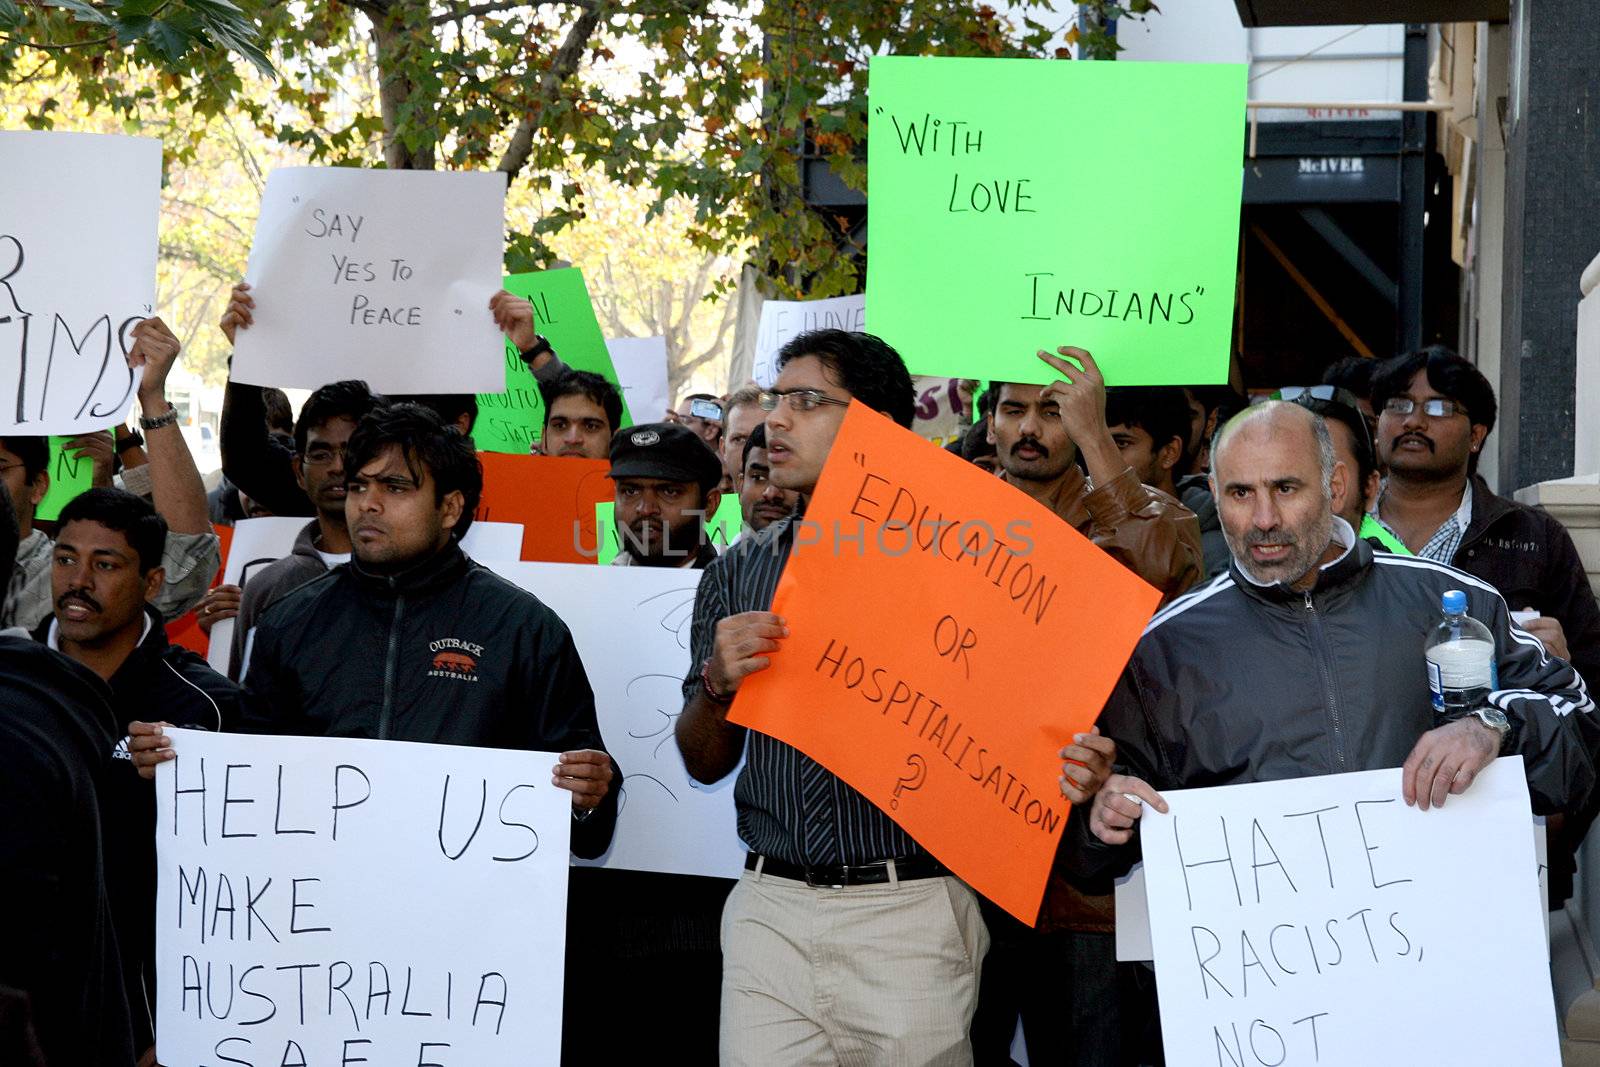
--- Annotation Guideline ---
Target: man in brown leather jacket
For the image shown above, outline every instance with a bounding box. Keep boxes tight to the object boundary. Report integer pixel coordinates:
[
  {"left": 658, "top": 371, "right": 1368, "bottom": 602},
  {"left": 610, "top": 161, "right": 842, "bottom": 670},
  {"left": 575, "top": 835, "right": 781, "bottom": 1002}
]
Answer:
[
  {"left": 975, "top": 345, "right": 1203, "bottom": 1066},
  {"left": 988, "top": 347, "right": 1204, "bottom": 599}
]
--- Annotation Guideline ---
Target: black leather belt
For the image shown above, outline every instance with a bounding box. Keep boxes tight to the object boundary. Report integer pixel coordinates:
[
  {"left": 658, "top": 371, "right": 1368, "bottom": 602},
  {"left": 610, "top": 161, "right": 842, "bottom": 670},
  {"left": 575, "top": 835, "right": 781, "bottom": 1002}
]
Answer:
[{"left": 745, "top": 852, "right": 949, "bottom": 887}]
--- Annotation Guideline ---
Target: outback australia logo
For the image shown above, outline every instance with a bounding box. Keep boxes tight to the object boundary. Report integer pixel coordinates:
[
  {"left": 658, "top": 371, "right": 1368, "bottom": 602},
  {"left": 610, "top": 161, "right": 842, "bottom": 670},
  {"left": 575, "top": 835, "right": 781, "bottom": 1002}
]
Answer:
[{"left": 427, "top": 637, "right": 484, "bottom": 682}]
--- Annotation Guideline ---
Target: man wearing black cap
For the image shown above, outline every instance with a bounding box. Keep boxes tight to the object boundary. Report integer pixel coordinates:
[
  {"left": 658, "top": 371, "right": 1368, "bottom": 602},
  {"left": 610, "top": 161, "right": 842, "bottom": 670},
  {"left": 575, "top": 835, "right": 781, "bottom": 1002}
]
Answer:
[{"left": 608, "top": 421, "right": 724, "bottom": 568}]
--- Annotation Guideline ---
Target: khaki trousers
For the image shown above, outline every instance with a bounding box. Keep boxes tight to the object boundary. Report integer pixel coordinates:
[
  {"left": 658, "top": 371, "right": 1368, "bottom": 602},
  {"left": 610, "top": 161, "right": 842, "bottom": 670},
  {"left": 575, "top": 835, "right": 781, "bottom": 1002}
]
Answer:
[{"left": 719, "top": 865, "right": 990, "bottom": 1066}]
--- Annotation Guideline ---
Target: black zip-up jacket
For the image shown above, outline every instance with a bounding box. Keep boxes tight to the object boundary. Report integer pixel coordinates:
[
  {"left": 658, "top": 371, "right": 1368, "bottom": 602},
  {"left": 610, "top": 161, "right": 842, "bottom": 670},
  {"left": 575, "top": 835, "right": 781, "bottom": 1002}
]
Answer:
[
  {"left": 1451, "top": 473, "right": 1600, "bottom": 689},
  {"left": 0, "top": 633, "right": 134, "bottom": 1066},
  {"left": 240, "top": 541, "right": 619, "bottom": 857},
  {"left": 1068, "top": 534, "right": 1598, "bottom": 884},
  {"left": 32, "top": 607, "right": 245, "bottom": 1053}
]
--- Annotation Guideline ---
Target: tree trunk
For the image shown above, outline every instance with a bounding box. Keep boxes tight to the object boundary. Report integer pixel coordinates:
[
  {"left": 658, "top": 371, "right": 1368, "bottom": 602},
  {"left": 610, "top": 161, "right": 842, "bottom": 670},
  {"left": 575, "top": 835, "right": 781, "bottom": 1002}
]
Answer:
[{"left": 370, "top": 2, "right": 437, "bottom": 170}]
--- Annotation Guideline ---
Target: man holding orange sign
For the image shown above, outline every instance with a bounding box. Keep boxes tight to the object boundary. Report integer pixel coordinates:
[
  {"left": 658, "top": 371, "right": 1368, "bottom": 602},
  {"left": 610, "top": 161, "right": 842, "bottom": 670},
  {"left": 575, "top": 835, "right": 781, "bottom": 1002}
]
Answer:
[{"left": 676, "top": 329, "right": 1160, "bottom": 1065}]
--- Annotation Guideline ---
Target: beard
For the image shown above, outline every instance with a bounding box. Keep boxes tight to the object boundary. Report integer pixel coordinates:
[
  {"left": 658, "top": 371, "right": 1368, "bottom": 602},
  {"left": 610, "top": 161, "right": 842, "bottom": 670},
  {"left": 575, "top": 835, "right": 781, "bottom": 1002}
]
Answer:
[
  {"left": 623, "top": 513, "right": 703, "bottom": 564},
  {"left": 1223, "top": 507, "right": 1336, "bottom": 587}
]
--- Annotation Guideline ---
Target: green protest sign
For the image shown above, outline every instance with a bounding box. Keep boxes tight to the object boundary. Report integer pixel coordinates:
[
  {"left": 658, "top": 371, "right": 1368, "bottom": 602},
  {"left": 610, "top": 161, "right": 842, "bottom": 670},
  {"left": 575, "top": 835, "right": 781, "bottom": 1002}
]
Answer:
[
  {"left": 36, "top": 434, "right": 100, "bottom": 521},
  {"left": 595, "top": 495, "right": 743, "bottom": 565},
  {"left": 474, "top": 268, "right": 633, "bottom": 453},
  {"left": 865, "top": 56, "right": 1246, "bottom": 386}
]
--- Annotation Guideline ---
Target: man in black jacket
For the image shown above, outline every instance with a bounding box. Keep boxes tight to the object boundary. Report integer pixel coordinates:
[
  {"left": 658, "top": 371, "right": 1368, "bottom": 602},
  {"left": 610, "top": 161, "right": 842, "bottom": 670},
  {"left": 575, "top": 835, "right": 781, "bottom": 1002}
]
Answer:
[
  {"left": 39, "top": 487, "right": 244, "bottom": 1061},
  {"left": 219, "top": 379, "right": 378, "bottom": 678},
  {"left": 0, "top": 482, "right": 136, "bottom": 1066},
  {"left": 140, "top": 403, "right": 621, "bottom": 853},
  {"left": 1076, "top": 403, "right": 1596, "bottom": 880},
  {"left": 1369, "top": 347, "right": 1600, "bottom": 685}
]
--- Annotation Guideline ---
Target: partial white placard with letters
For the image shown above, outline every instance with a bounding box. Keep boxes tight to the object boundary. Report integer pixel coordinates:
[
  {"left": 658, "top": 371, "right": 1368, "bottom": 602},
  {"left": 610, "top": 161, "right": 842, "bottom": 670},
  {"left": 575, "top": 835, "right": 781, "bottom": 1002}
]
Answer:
[
  {"left": 232, "top": 166, "right": 506, "bottom": 392},
  {"left": 0, "top": 131, "right": 161, "bottom": 433}
]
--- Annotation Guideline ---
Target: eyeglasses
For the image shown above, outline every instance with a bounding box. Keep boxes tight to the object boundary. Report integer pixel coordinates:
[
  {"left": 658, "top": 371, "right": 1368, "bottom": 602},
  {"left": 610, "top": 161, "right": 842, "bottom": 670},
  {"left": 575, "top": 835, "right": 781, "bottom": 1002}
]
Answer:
[
  {"left": 1382, "top": 397, "right": 1465, "bottom": 418},
  {"left": 302, "top": 444, "right": 348, "bottom": 466},
  {"left": 758, "top": 389, "right": 851, "bottom": 413}
]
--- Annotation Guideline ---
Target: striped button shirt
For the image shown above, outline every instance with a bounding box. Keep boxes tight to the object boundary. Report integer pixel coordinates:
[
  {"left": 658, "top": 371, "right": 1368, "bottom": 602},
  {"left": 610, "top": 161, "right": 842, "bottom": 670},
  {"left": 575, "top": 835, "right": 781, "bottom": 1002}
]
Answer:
[{"left": 683, "top": 516, "right": 925, "bottom": 866}]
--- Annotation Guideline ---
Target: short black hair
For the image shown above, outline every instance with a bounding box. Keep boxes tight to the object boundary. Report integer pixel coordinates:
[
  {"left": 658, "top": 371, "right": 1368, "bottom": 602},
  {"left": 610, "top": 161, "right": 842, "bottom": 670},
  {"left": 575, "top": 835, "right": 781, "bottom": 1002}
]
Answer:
[
  {"left": 540, "top": 370, "right": 623, "bottom": 435},
  {"left": 294, "top": 380, "right": 379, "bottom": 455},
  {"left": 742, "top": 422, "right": 768, "bottom": 472},
  {"left": 1370, "top": 346, "right": 1497, "bottom": 474},
  {"left": 775, "top": 329, "right": 915, "bottom": 429},
  {"left": 958, "top": 417, "right": 997, "bottom": 464},
  {"left": 345, "top": 403, "right": 482, "bottom": 541},
  {"left": 1321, "top": 356, "right": 1378, "bottom": 401},
  {"left": 56, "top": 487, "right": 168, "bottom": 574},
  {"left": 1187, "top": 385, "right": 1245, "bottom": 424},
  {"left": 1370, "top": 346, "right": 1498, "bottom": 432},
  {"left": 1105, "top": 387, "right": 1192, "bottom": 457},
  {"left": 388, "top": 393, "right": 479, "bottom": 435},
  {"left": 0, "top": 481, "right": 18, "bottom": 591},
  {"left": 0, "top": 436, "right": 48, "bottom": 483},
  {"left": 262, "top": 387, "right": 294, "bottom": 436}
]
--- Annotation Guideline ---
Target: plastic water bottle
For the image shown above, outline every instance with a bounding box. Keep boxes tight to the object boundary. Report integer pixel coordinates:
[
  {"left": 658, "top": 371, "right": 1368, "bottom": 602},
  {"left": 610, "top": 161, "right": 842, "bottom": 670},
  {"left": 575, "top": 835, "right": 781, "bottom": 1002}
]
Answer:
[{"left": 1424, "top": 589, "right": 1497, "bottom": 717}]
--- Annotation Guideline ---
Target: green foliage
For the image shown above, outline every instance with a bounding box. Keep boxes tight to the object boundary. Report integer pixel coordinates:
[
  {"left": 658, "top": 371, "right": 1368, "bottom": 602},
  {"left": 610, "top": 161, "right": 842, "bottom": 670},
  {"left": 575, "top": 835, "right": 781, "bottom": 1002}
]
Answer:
[{"left": 0, "top": 0, "right": 274, "bottom": 75}]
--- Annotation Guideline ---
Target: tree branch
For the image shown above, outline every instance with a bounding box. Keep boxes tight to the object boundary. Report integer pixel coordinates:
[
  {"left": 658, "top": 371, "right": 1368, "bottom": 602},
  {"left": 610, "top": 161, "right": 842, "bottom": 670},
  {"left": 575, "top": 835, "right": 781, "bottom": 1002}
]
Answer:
[
  {"left": 431, "top": 0, "right": 580, "bottom": 25},
  {"left": 494, "top": 0, "right": 602, "bottom": 178}
]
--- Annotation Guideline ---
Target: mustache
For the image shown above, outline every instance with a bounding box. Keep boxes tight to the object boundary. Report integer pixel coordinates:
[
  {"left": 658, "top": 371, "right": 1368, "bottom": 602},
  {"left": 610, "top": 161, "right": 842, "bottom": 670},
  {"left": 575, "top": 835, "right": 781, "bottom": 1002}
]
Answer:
[
  {"left": 1393, "top": 432, "right": 1434, "bottom": 451},
  {"left": 1012, "top": 437, "right": 1049, "bottom": 458},
  {"left": 56, "top": 590, "right": 101, "bottom": 613},
  {"left": 1244, "top": 528, "right": 1296, "bottom": 548}
]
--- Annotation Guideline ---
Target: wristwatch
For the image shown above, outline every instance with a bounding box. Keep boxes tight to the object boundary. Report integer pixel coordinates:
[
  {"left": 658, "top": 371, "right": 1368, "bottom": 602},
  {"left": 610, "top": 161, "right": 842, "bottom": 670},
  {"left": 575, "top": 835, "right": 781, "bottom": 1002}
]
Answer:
[
  {"left": 1458, "top": 706, "right": 1512, "bottom": 751},
  {"left": 518, "top": 334, "right": 554, "bottom": 364},
  {"left": 139, "top": 403, "right": 179, "bottom": 431}
]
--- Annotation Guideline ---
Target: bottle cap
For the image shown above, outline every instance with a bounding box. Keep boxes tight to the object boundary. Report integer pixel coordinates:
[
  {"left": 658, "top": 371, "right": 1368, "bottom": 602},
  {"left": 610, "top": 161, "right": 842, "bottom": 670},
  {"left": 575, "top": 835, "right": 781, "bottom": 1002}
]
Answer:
[{"left": 1442, "top": 589, "right": 1467, "bottom": 615}]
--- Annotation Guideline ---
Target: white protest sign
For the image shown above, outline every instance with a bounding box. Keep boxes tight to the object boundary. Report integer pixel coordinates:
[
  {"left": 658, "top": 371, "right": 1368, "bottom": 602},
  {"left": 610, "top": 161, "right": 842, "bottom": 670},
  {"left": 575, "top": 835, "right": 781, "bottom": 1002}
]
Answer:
[
  {"left": 232, "top": 167, "right": 506, "bottom": 392},
  {"left": 206, "top": 516, "right": 307, "bottom": 674},
  {"left": 1141, "top": 757, "right": 1558, "bottom": 1066},
  {"left": 486, "top": 561, "right": 745, "bottom": 879},
  {"left": 155, "top": 730, "right": 570, "bottom": 1066},
  {"left": 0, "top": 131, "right": 160, "bottom": 434},
  {"left": 606, "top": 336, "right": 670, "bottom": 425},
  {"left": 209, "top": 517, "right": 525, "bottom": 673},
  {"left": 752, "top": 293, "right": 866, "bottom": 387},
  {"left": 460, "top": 520, "right": 525, "bottom": 562}
]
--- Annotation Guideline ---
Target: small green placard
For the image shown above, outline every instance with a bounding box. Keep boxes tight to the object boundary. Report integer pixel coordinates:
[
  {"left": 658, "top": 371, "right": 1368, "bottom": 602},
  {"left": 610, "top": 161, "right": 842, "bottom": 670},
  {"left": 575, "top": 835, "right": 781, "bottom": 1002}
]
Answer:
[
  {"left": 865, "top": 56, "right": 1246, "bottom": 386},
  {"left": 36, "top": 435, "right": 100, "bottom": 521},
  {"left": 473, "top": 267, "right": 633, "bottom": 454},
  {"left": 595, "top": 495, "right": 742, "bottom": 564}
]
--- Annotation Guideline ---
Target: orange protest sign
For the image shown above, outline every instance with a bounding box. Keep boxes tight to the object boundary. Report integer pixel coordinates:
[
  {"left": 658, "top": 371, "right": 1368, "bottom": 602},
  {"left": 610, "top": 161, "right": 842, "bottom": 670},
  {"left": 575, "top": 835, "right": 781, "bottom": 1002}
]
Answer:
[
  {"left": 476, "top": 454, "right": 612, "bottom": 563},
  {"left": 728, "top": 404, "right": 1161, "bottom": 923}
]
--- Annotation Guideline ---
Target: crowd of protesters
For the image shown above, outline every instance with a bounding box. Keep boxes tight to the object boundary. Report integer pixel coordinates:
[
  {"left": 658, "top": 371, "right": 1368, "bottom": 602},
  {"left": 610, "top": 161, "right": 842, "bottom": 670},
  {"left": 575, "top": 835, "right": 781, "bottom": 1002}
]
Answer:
[{"left": 1, "top": 270, "right": 1596, "bottom": 1067}]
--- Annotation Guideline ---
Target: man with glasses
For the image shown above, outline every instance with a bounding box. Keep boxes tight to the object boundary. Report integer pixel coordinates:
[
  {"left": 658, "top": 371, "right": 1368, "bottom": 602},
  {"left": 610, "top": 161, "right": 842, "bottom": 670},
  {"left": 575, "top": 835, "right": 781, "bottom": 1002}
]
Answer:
[
  {"left": 675, "top": 330, "right": 1112, "bottom": 1065},
  {"left": 1369, "top": 347, "right": 1599, "bottom": 668},
  {"left": 223, "top": 380, "right": 378, "bottom": 678},
  {"left": 1270, "top": 385, "right": 1402, "bottom": 552}
]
